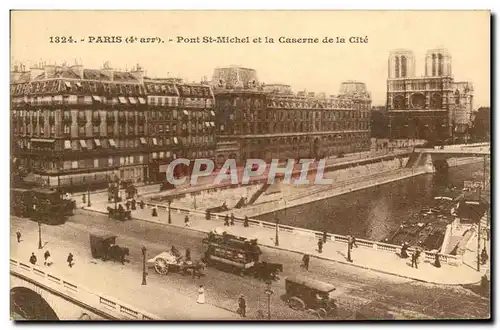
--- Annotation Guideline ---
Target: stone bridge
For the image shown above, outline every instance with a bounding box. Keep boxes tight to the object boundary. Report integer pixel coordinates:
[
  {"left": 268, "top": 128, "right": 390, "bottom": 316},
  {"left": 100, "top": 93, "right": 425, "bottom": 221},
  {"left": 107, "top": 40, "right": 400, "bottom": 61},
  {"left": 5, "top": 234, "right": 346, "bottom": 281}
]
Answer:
[
  {"left": 406, "top": 144, "right": 490, "bottom": 173},
  {"left": 10, "top": 259, "right": 159, "bottom": 321}
]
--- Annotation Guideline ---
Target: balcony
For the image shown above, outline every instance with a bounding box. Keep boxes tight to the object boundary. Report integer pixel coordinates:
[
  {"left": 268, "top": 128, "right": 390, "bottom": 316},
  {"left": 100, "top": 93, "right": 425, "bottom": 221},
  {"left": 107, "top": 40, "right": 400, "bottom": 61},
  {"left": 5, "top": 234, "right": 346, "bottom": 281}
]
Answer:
[
  {"left": 48, "top": 116, "right": 55, "bottom": 125},
  {"left": 118, "top": 116, "right": 127, "bottom": 123},
  {"left": 106, "top": 116, "right": 116, "bottom": 124},
  {"left": 92, "top": 116, "right": 102, "bottom": 126},
  {"left": 77, "top": 117, "right": 87, "bottom": 126},
  {"left": 62, "top": 116, "right": 72, "bottom": 125}
]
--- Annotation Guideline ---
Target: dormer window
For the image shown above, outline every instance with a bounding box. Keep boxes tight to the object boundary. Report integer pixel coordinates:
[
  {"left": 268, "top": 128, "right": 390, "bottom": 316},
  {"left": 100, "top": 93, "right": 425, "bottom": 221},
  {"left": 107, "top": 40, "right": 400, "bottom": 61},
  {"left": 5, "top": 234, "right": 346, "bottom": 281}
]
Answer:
[{"left": 64, "top": 81, "right": 72, "bottom": 91}]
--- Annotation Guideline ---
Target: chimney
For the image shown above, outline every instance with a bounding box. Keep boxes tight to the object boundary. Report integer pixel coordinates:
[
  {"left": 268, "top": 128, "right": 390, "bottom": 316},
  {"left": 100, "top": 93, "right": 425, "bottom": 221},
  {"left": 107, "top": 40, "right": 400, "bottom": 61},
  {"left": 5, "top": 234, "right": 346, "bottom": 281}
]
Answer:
[
  {"left": 44, "top": 64, "right": 57, "bottom": 78},
  {"left": 70, "top": 64, "right": 84, "bottom": 79},
  {"left": 29, "top": 63, "right": 44, "bottom": 80},
  {"left": 101, "top": 61, "right": 114, "bottom": 81},
  {"left": 130, "top": 63, "right": 144, "bottom": 83}
]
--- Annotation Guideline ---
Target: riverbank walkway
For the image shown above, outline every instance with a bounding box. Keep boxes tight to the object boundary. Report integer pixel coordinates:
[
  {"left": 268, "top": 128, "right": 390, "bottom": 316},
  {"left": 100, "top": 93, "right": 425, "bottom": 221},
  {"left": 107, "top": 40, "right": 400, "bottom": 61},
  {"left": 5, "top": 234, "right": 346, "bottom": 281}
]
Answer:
[{"left": 85, "top": 202, "right": 486, "bottom": 286}]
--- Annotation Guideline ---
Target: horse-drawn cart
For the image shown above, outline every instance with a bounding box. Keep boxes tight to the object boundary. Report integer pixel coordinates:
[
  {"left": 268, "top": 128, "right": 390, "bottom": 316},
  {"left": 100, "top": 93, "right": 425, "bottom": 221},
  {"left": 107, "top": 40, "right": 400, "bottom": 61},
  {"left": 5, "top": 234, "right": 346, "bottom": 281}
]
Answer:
[
  {"left": 147, "top": 251, "right": 205, "bottom": 277},
  {"left": 89, "top": 231, "right": 130, "bottom": 264}
]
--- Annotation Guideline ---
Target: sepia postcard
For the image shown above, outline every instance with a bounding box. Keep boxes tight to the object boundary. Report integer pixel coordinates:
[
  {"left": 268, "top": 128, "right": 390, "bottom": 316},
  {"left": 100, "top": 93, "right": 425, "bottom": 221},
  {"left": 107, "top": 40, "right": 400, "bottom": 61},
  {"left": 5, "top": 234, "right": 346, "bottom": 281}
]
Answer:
[{"left": 9, "top": 10, "right": 491, "bottom": 321}]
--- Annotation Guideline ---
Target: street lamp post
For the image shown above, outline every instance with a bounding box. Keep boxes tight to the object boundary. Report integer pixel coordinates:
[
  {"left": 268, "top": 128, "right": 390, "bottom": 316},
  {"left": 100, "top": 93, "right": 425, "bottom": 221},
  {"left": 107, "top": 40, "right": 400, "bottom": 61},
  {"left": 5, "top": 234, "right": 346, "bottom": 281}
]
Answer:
[
  {"left": 275, "top": 213, "right": 280, "bottom": 247},
  {"left": 168, "top": 200, "right": 172, "bottom": 224},
  {"left": 264, "top": 281, "right": 274, "bottom": 320},
  {"left": 141, "top": 246, "right": 147, "bottom": 285},
  {"left": 87, "top": 186, "right": 91, "bottom": 207},
  {"left": 38, "top": 221, "right": 42, "bottom": 250}
]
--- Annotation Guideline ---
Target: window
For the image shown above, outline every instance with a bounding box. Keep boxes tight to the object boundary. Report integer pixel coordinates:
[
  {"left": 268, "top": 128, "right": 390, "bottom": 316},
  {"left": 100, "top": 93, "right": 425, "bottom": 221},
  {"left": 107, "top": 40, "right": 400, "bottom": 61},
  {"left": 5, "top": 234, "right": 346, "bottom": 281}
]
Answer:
[
  {"left": 108, "top": 157, "right": 113, "bottom": 166},
  {"left": 139, "top": 155, "right": 144, "bottom": 163},
  {"left": 79, "top": 140, "right": 88, "bottom": 149},
  {"left": 64, "top": 140, "right": 72, "bottom": 150},
  {"left": 120, "top": 157, "right": 125, "bottom": 165},
  {"left": 50, "top": 125, "right": 55, "bottom": 135},
  {"left": 93, "top": 125, "right": 100, "bottom": 134},
  {"left": 94, "top": 139, "right": 101, "bottom": 147},
  {"left": 109, "top": 139, "right": 116, "bottom": 148},
  {"left": 71, "top": 161, "right": 78, "bottom": 169},
  {"left": 94, "top": 159, "right": 99, "bottom": 168}
]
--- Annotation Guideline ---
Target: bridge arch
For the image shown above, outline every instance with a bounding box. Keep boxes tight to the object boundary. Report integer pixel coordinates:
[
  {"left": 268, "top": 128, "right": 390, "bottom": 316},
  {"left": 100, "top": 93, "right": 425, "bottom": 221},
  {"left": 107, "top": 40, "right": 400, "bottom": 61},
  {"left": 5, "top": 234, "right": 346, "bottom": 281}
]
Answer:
[{"left": 11, "top": 287, "right": 59, "bottom": 320}]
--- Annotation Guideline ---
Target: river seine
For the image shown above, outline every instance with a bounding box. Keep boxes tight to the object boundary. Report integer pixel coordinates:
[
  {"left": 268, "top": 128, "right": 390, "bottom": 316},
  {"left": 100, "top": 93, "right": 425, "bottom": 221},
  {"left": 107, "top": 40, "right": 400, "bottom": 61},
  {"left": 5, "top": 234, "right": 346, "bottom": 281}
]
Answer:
[{"left": 256, "top": 162, "right": 486, "bottom": 241}]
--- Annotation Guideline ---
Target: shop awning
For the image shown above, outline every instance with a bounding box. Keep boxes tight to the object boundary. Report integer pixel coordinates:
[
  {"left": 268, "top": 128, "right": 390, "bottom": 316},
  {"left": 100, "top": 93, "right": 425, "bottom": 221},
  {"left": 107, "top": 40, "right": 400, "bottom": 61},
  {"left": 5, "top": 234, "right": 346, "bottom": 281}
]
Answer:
[
  {"left": 152, "top": 138, "right": 158, "bottom": 146},
  {"left": 140, "top": 137, "right": 147, "bottom": 144},
  {"left": 92, "top": 95, "right": 102, "bottom": 102},
  {"left": 79, "top": 140, "right": 88, "bottom": 149},
  {"left": 173, "top": 137, "right": 178, "bottom": 144},
  {"left": 94, "top": 139, "right": 101, "bottom": 147},
  {"left": 129, "top": 97, "right": 137, "bottom": 104},
  {"left": 138, "top": 97, "right": 146, "bottom": 104},
  {"left": 64, "top": 81, "right": 72, "bottom": 88},
  {"left": 118, "top": 97, "right": 128, "bottom": 104},
  {"left": 109, "top": 139, "right": 117, "bottom": 147},
  {"left": 31, "top": 138, "right": 55, "bottom": 143}
]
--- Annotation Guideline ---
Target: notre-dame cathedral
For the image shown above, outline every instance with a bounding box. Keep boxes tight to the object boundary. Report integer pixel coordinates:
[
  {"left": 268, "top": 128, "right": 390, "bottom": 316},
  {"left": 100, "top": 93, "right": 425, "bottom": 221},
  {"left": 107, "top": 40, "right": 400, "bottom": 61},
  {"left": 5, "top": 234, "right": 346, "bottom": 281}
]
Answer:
[{"left": 386, "top": 48, "right": 473, "bottom": 141}]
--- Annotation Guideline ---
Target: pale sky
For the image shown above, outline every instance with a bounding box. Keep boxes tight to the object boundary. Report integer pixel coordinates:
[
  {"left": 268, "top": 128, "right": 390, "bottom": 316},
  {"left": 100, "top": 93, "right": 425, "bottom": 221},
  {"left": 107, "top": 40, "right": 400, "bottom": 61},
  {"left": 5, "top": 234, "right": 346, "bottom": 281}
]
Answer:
[{"left": 10, "top": 10, "right": 490, "bottom": 107}]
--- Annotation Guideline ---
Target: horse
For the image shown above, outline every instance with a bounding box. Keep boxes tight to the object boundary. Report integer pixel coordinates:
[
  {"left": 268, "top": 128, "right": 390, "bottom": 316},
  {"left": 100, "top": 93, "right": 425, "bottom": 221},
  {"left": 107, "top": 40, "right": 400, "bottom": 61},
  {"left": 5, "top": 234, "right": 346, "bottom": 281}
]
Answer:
[{"left": 106, "top": 245, "right": 130, "bottom": 265}]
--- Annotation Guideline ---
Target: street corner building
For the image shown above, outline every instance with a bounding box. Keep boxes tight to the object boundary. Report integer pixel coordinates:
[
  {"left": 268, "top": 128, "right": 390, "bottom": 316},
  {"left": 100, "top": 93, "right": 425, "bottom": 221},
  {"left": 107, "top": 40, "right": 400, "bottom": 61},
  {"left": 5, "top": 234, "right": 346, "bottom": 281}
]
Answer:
[
  {"left": 10, "top": 61, "right": 217, "bottom": 191},
  {"left": 386, "top": 48, "right": 474, "bottom": 142},
  {"left": 211, "top": 66, "right": 372, "bottom": 168}
]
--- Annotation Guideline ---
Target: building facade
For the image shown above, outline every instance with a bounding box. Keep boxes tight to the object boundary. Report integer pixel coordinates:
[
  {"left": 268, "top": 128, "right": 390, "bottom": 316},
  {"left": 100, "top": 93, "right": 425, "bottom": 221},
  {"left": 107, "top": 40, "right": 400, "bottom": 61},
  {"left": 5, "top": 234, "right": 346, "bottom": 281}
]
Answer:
[
  {"left": 212, "top": 67, "right": 371, "bottom": 166},
  {"left": 144, "top": 78, "right": 216, "bottom": 182},
  {"left": 10, "top": 62, "right": 216, "bottom": 190},
  {"left": 386, "top": 48, "right": 474, "bottom": 141}
]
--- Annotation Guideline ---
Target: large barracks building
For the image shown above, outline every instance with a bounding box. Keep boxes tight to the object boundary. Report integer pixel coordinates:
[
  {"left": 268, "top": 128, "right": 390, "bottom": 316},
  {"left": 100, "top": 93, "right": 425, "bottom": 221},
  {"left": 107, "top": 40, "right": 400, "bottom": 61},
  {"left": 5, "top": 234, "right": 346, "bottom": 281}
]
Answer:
[
  {"left": 10, "top": 62, "right": 371, "bottom": 190},
  {"left": 212, "top": 66, "right": 371, "bottom": 167}
]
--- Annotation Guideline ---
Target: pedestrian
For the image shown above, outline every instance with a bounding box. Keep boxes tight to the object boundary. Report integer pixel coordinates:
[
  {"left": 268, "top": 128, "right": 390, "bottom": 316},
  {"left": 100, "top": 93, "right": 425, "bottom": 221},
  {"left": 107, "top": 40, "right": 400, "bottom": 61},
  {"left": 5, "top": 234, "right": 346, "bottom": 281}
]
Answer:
[
  {"left": 44, "top": 250, "right": 50, "bottom": 265},
  {"left": 16, "top": 231, "right": 21, "bottom": 243},
  {"left": 152, "top": 206, "right": 158, "bottom": 217},
  {"left": 243, "top": 216, "right": 249, "bottom": 228},
  {"left": 411, "top": 252, "right": 418, "bottom": 269},
  {"left": 351, "top": 236, "right": 358, "bottom": 248},
  {"left": 238, "top": 294, "right": 246, "bottom": 317},
  {"left": 184, "top": 215, "right": 190, "bottom": 227},
  {"left": 125, "top": 200, "right": 130, "bottom": 210},
  {"left": 224, "top": 215, "right": 230, "bottom": 226},
  {"left": 185, "top": 248, "right": 191, "bottom": 262},
  {"left": 322, "top": 231, "right": 327, "bottom": 244},
  {"left": 481, "top": 248, "right": 488, "bottom": 265},
  {"left": 302, "top": 254, "right": 310, "bottom": 271},
  {"left": 139, "top": 200, "right": 145, "bottom": 209},
  {"left": 29, "top": 252, "right": 37, "bottom": 265},
  {"left": 131, "top": 199, "right": 136, "bottom": 210},
  {"left": 67, "top": 253, "right": 74, "bottom": 268},
  {"left": 230, "top": 213, "right": 235, "bottom": 226},
  {"left": 317, "top": 238, "right": 323, "bottom": 253},
  {"left": 400, "top": 242, "right": 409, "bottom": 259},
  {"left": 197, "top": 285, "right": 206, "bottom": 304},
  {"left": 434, "top": 253, "right": 441, "bottom": 268},
  {"left": 206, "top": 210, "right": 211, "bottom": 220}
]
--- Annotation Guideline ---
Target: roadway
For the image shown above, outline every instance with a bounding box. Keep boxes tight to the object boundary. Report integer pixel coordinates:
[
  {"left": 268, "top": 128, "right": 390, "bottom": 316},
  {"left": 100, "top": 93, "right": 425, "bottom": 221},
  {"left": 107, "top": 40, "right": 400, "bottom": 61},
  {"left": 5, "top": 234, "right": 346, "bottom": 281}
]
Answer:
[{"left": 11, "top": 211, "right": 490, "bottom": 320}]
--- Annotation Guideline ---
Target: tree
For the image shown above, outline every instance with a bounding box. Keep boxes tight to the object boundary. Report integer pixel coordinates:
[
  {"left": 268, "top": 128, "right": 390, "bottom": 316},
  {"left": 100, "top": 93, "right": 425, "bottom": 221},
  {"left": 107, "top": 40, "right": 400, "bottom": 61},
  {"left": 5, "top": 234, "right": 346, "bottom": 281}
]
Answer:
[{"left": 471, "top": 107, "right": 490, "bottom": 142}]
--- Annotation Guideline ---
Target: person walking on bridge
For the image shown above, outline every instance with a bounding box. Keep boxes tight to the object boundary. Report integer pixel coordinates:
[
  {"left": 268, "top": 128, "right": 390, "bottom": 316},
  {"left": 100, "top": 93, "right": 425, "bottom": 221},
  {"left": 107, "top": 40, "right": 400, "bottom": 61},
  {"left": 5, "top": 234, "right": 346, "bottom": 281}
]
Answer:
[
  {"left": 29, "top": 252, "right": 37, "bottom": 265},
  {"left": 16, "top": 231, "right": 21, "bottom": 243},
  {"left": 224, "top": 215, "right": 230, "bottom": 226},
  {"left": 67, "top": 253, "right": 74, "bottom": 268},
  {"left": 230, "top": 213, "right": 235, "bottom": 226},
  {"left": 238, "top": 294, "right": 246, "bottom": 317},
  {"left": 302, "top": 254, "right": 310, "bottom": 271},
  {"left": 317, "top": 238, "right": 323, "bottom": 253},
  {"left": 243, "top": 216, "right": 249, "bottom": 228}
]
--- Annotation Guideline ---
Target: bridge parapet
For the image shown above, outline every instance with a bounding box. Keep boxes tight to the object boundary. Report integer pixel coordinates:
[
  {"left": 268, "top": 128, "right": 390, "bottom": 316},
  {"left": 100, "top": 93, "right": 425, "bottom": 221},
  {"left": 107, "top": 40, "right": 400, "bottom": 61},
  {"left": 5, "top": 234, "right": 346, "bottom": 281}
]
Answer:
[{"left": 10, "top": 259, "right": 159, "bottom": 320}]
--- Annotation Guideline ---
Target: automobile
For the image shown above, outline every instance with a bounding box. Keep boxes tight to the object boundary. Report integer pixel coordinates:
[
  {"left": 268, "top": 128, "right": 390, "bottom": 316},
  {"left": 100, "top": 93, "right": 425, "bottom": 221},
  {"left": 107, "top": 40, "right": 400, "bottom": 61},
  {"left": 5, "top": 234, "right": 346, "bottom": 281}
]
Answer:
[{"left": 284, "top": 274, "right": 338, "bottom": 318}]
